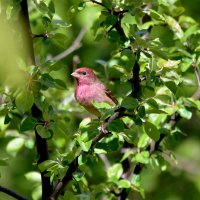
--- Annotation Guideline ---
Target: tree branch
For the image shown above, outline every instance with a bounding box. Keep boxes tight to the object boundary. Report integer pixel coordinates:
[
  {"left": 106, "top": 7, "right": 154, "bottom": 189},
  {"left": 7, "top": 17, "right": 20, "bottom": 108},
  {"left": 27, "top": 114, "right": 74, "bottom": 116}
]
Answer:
[
  {"left": 192, "top": 62, "right": 200, "bottom": 99},
  {"left": 52, "top": 28, "right": 86, "bottom": 62},
  {"left": 0, "top": 185, "right": 29, "bottom": 200},
  {"left": 91, "top": 107, "right": 125, "bottom": 148},
  {"left": 50, "top": 107, "right": 126, "bottom": 199},
  {"left": 20, "top": 1, "right": 53, "bottom": 199},
  {"left": 50, "top": 158, "right": 78, "bottom": 200}
]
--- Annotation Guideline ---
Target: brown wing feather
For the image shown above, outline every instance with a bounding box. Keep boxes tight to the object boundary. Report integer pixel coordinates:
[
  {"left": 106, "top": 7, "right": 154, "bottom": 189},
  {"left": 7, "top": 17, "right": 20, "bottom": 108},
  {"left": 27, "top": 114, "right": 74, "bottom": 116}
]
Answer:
[{"left": 105, "top": 88, "right": 118, "bottom": 105}]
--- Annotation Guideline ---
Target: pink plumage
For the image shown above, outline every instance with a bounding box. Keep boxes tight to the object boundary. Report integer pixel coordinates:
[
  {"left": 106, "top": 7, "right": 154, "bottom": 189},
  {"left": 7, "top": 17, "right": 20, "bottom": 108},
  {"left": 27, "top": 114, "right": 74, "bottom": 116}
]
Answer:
[{"left": 71, "top": 67, "right": 117, "bottom": 117}]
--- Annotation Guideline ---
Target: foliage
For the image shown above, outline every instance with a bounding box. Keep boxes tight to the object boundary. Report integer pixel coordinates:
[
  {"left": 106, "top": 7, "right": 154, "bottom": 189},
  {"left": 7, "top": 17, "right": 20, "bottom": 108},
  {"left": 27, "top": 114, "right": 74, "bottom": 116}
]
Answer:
[{"left": 0, "top": 0, "right": 200, "bottom": 200}]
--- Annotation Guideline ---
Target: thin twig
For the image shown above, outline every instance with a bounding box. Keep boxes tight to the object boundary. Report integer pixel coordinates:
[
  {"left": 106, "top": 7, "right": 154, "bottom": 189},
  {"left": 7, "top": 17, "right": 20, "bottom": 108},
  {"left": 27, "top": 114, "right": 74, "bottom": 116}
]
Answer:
[
  {"left": 52, "top": 28, "right": 87, "bottom": 62},
  {"left": 0, "top": 185, "right": 29, "bottom": 200},
  {"left": 192, "top": 62, "right": 200, "bottom": 99},
  {"left": 193, "top": 62, "right": 200, "bottom": 88}
]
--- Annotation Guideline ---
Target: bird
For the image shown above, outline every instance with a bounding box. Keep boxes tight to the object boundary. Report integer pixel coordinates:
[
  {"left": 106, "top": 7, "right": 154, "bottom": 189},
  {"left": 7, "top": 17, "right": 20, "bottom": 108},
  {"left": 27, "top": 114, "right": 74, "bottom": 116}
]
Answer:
[{"left": 71, "top": 67, "right": 117, "bottom": 117}]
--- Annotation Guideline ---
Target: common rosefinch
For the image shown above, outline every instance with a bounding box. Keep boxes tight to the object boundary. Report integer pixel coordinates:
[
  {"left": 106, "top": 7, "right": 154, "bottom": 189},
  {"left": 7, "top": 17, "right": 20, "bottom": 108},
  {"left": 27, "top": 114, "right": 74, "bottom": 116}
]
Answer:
[{"left": 71, "top": 67, "right": 117, "bottom": 117}]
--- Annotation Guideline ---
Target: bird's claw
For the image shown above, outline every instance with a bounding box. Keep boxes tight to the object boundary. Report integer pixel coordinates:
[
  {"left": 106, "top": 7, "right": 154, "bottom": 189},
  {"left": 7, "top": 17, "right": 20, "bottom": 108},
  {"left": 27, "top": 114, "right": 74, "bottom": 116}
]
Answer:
[{"left": 98, "top": 125, "right": 108, "bottom": 134}]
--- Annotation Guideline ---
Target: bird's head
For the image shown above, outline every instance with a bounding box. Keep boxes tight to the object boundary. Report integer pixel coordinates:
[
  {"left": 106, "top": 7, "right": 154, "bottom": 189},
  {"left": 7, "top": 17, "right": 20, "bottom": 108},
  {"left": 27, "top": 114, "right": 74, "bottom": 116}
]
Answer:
[{"left": 71, "top": 67, "right": 98, "bottom": 85}]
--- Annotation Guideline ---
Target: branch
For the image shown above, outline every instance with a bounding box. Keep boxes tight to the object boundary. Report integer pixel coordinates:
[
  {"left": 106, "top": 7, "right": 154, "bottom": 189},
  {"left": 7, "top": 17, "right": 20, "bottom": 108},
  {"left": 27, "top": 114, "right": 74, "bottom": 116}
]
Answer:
[
  {"left": 20, "top": 1, "right": 53, "bottom": 198},
  {"left": 193, "top": 62, "right": 200, "bottom": 88},
  {"left": 91, "top": 0, "right": 127, "bottom": 39},
  {"left": 192, "top": 62, "right": 200, "bottom": 99},
  {"left": 50, "top": 158, "right": 78, "bottom": 200},
  {"left": 50, "top": 107, "right": 126, "bottom": 199},
  {"left": 130, "top": 52, "right": 141, "bottom": 98},
  {"left": 91, "top": 107, "right": 125, "bottom": 148},
  {"left": 52, "top": 28, "right": 87, "bottom": 62},
  {"left": 0, "top": 185, "right": 29, "bottom": 200}
]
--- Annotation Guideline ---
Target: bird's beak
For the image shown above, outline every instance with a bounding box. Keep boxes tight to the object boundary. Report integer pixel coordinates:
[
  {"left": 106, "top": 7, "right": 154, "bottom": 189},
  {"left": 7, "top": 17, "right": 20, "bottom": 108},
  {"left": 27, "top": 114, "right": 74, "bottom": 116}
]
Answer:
[{"left": 71, "top": 72, "right": 80, "bottom": 78}]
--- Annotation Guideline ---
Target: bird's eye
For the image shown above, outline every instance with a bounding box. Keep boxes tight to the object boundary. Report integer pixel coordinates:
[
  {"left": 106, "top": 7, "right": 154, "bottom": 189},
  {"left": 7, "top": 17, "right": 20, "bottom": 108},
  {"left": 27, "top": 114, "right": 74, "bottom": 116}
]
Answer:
[{"left": 82, "top": 72, "right": 87, "bottom": 75}]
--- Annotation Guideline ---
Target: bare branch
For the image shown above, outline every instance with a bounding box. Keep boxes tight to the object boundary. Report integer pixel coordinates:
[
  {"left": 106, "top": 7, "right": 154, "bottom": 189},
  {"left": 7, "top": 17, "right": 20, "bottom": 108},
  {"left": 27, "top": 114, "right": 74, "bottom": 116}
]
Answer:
[
  {"left": 52, "top": 28, "right": 87, "bottom": 62},
  {"left": 0, "top": 185, "right": 29, "bottom": 200}
]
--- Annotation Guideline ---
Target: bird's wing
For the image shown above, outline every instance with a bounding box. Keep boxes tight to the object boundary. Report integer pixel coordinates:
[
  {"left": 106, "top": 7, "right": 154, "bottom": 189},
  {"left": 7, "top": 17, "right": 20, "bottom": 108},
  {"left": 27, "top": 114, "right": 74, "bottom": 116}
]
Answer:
[{"left": 104, "top": 87, "right": 118, "bottom": 105}]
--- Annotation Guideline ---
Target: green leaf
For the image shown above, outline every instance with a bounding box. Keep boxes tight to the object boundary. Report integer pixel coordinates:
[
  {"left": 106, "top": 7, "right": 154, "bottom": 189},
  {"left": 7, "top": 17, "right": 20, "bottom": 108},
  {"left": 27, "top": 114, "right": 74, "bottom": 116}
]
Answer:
[
  {"left": 108, "top": 119, "right": 125, "bottom": 132},
  {"left": 20, "top": 117, "right": 37, "bottom": 131},
  {"left": 78, "top": 154, "right": 88, "bottom": 166},
  {"left": 122, "top": 13, "right": 136, "bottom": 24},
  {"left": 143, "top": 121, "right": 160, "bottom": 141},
  {"left": 38, "top": 160, "right": 58, "bottom": 172},
  {"left": 34, "top": 1, "right": 49, "bottom": 13},
  {"left": 178, "top": 108, "right": 192, "bottom": 120},
  {"left": 182, "top": 25, "right": 199, "bottom": 42},
  {"left": 6, "top": 138, "right": 25, "bottom": 156},
  {"left": 16, "top": 90, "right": 34, "bottom": 113},
  {"left": 149, "top": 9, "right": 165, "bottom": 21},
  {"left": 94, "top": 148, "right": 107, "bottom": 154},
  {"left": 131, "top": 174, "right": 141, "bottom": 187},
  {"left": 40, "top": 73, "right": 55, "bottom": 88},
  {"left": 36, "top": 125, "right": 52, "bottom": 139},
  {"left": 102, "top": 0, "right": 112, "bottom": 8},
  {"left": 138, "top": 133, "right": 149, "bottom": 148},
  {"left": 25, "top": 172, "right": 41, "bottom": 183},
  {"left": 54, "top": 79, "right": 66, "bottom": 89},
  {"left": 165, "top": 81, "right": 177, "bottom": 94},
  {"left": 138, "top": 106, "right": 146, "bottom": 118},
  {"left": 42, "top": 16, "right": 51, "bottom": 27},
  {"left": 121, "top": 97, "right": 139, "bottom": 110},
  {"left": 40, "top": 60, "right": 56, "bottom": 68},
  {"left": 118, "top": 179, "right": 131, "bottom": 188},
  {"left": 157, "top": 59, "right": 180, "bottom": 68},
  {"left": 165, "top": 15, "right": 183, "bottom": 38},
  {"left": 108, "top": 138, "right": 119, "bottom": 151},
  {"left": 48, "top": 1, "right": 55, "bottom": 14},
  {"left": 78, "top": 2, "right": 86, "bottom": 11},
  {"left": 77, "top": 138, "right": 92, "bottom": 152},
  {"left": 146, "top": 98, "right": 159, "bottom": 109},
  {"left": 63, "top": 191, "right": 77, "bottom": 200},
  {"left": 108, "top": 31, "right": 120, "bottom": 42},
  {"left": 104, "top": 15, "right": 117, "bottom": 26},
  {"left": 133, "top": 117, "right": 143, "bottom": 126},
  {"left": 123, "top": 129, "right": 137, "bottom": 144},
  {"left": 52, "top": 20, "right": 71, "bottom": 28},
  {"left": 107, "top": 163, "right": 123, "bottom": 180},
  {"left": 150, "top": 47, "right": 168, "bottom": 60},
  {"left": 73, "top": 171, "right": 85, "bottom": 182},
  {"left": 135, "top": 151, "right": 150, "bottom": 164},
  {"left": 4, "top": 113, "right": 12, "bottom": 124}
]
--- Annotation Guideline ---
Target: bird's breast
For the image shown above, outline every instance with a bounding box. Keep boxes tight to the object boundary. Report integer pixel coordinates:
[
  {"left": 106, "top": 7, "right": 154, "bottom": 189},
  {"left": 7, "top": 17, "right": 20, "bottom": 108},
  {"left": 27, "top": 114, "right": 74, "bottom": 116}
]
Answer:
[{"left": 75, "top": 85, "right": 98, "bottom": 105}]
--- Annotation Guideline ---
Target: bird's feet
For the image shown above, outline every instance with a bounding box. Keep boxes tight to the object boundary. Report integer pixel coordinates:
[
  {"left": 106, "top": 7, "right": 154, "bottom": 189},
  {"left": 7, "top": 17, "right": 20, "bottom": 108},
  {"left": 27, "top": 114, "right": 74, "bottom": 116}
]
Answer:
[{"left": 98, "top": 124, "right": 108, "bottom": 134}]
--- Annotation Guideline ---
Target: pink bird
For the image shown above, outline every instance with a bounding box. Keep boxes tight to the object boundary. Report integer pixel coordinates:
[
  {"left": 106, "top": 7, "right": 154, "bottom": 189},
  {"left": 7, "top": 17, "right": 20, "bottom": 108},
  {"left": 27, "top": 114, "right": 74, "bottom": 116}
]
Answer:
[{"left": 71, "top": 67, "right": 117, "bottom": 117}]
